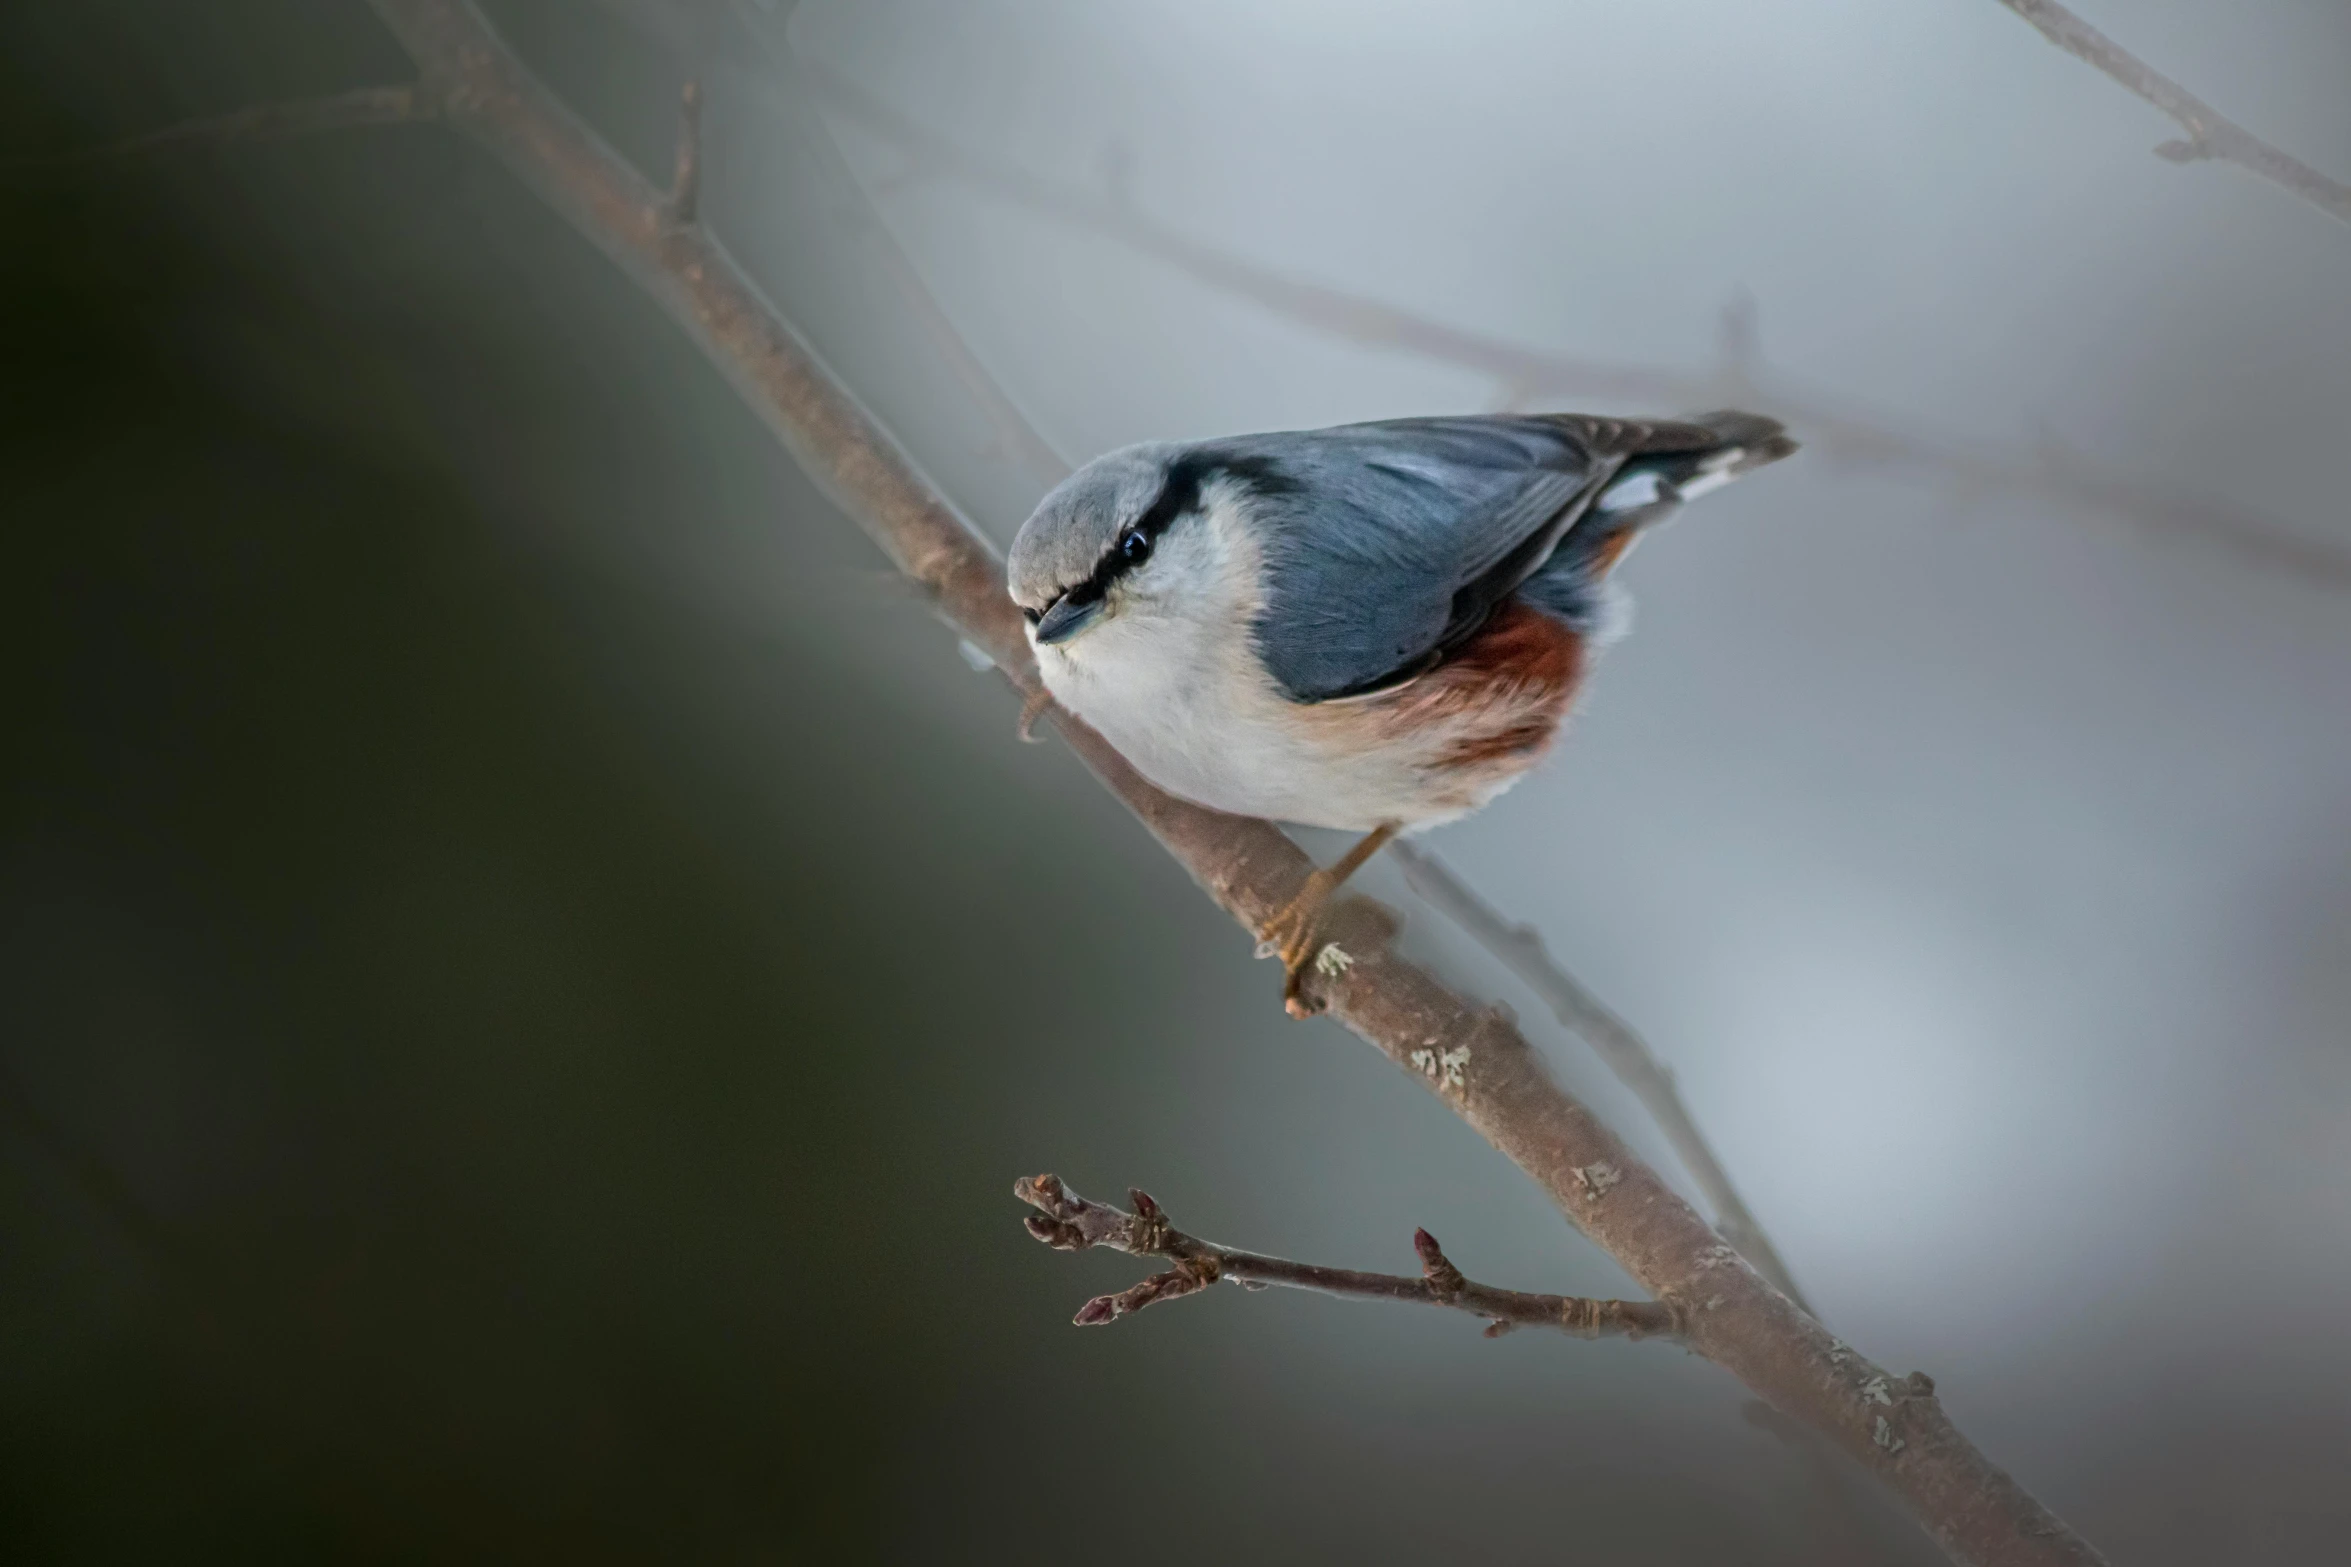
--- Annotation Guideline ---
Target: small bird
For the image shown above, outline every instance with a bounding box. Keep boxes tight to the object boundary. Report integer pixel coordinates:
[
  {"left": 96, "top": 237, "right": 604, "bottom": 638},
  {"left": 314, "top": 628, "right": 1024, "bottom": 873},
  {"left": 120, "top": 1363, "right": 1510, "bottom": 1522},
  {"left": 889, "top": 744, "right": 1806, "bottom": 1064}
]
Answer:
[{"left": 1007, "top": 410, "right": 1795, "bottom": 1013}]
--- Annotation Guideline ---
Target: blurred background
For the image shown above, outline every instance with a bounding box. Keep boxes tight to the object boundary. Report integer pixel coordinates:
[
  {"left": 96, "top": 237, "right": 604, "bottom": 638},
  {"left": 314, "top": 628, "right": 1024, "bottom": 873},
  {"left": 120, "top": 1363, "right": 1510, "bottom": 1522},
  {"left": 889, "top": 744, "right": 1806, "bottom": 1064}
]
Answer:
[{"left": 3, "top": 1, "right": 2347, "bottom": 1561}]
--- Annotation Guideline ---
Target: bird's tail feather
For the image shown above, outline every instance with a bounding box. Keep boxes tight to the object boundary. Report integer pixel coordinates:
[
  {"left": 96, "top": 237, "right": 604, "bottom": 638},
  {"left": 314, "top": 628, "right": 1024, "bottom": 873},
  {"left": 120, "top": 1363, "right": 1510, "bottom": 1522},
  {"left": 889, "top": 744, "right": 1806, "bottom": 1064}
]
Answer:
[
  {"left": 1517, "top": 409, "right": 1795, "bottom": 636},
  {"left": 1623, "top": 409, "right": 1798, "bottom": 494},
  {"left": 1578, "top": 408, "right": 1795, "bottom": 548}
]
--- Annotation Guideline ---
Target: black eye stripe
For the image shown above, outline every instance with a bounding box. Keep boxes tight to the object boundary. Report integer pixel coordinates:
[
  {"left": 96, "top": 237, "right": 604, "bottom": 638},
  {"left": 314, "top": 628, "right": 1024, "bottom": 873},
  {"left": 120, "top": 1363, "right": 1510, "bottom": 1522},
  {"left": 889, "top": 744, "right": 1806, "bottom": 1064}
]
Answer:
[
  {"left": 1040, "top": 453, "right": 1295, "bottom": 615},
  {"left": 1129, "top": 457, "right": 1207, "bottom": 539},
  {"left": 1056, "top": 456, "right": 1209, "bottom": 608}
]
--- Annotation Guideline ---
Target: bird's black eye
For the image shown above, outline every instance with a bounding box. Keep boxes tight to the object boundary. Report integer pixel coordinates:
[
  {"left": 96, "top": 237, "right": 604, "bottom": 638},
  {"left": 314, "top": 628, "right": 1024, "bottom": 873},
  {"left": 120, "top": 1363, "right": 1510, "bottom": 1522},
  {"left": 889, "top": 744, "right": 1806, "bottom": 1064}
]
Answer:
[
  {"left": 1119, "top": 527, "right": 1153, "bottom": 564},
  {"left": 1022, "top": 605, "right": 1041, "bottom": 625}
]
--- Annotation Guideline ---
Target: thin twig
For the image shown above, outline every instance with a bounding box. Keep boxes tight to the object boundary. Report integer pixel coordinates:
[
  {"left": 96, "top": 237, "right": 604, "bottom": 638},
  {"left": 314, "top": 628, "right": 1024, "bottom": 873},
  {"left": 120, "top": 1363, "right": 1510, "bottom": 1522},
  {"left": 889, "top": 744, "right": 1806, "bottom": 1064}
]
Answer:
[
  {"left": 800, "top": 60, "right": 2350, "bottom": 593},
  {"left": 356, "top": 5, "right": 2102, "bottom": 1559},
  {"left": 720, "top": 3, "right": 1073, "bottom": 486},
  {"left": 1391, "top": 841, "right": 1811, "bottom": 1316},
  {"left": 586, "top": 0, "right": 1072, "bottom": 483},
  {"left": 1994, "top": 0, "right": 2351, "bottom": 227},
  {"left": 8, "top": 84, "right": 431, "bottom": 172},
  {"left": 1016, "top": 1174, "right": 1681, "bottom": 1339},
  {"left": 664, "top": 77, "right": 703, "bottom": 225}
]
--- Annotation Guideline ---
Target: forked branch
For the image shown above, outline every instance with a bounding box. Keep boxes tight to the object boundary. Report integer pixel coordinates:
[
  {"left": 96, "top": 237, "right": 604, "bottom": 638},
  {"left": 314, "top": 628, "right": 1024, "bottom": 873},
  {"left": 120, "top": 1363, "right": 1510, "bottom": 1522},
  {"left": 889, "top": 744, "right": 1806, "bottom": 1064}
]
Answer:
[
  {"left": 1016, "top": 1174, "right": 1681, "bottom": 1340},
  {"left": 1993, "top": 0, "right": 2351, "bottom": 227}
]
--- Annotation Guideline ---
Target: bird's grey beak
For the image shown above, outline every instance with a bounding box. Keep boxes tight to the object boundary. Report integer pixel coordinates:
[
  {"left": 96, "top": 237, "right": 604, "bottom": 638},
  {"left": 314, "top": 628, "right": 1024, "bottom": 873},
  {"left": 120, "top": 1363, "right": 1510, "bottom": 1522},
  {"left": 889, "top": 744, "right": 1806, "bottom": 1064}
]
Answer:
[{"left": 1031, "top": 593, "right": 1104, "bottom": 646}]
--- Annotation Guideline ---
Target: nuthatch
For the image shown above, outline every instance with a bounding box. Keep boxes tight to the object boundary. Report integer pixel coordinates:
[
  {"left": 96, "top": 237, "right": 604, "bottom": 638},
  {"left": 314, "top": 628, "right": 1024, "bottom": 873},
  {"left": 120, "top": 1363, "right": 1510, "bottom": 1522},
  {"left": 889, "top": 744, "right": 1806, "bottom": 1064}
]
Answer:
[{"left": 1007, "top": 410, "right": 1795, "bottom": 1013}]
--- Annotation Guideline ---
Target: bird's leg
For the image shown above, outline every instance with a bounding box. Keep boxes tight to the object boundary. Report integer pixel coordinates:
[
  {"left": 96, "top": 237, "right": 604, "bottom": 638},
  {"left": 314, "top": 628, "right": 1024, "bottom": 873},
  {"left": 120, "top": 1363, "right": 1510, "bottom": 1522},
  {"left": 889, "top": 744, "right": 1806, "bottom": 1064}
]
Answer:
[{"left": 1260, "top": 821, "right": 1400, "bottom": 1017}]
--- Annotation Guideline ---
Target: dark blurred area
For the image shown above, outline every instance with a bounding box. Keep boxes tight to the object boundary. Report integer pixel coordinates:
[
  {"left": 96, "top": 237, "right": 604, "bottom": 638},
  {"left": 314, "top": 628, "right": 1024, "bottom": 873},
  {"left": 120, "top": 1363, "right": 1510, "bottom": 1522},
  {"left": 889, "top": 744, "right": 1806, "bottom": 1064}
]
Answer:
[
  {"left": 0, "top": 4, "right": 1184, "bottom": 1559},
  {"left": 4, "top": 3, "right": 2348, "bottom": 1564}
]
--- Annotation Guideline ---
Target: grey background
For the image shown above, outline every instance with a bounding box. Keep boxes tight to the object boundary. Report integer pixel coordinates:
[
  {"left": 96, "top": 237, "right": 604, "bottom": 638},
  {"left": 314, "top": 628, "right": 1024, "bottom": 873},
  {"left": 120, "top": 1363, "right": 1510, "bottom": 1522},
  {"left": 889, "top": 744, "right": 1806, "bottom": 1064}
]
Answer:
[{"left": 3, "top": 1, "right": 2346, "bottom": 1562}]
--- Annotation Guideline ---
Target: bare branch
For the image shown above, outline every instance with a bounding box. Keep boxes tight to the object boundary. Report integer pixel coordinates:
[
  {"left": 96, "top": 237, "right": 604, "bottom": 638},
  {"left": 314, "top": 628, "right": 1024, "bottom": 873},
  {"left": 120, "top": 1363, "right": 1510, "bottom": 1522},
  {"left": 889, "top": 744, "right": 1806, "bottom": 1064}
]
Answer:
[
  {"left": 800, "top": 60, "right": 2351, "bottom": 594},
  {"left": 1016, "top": 1174, "right": 1679, "bottom": 1340},
  {"left": 1994, "top": 0, "right": 2351, "bottom": 227},
  {"left": 1391, "top": 841, "right": 1811, "bottom": 1316},
  {"left": 358, "top": 3, "right": 2105, "bottom": 1559},
  {"left": 10, "top": 84, "right": 430, "bottom": 172}
]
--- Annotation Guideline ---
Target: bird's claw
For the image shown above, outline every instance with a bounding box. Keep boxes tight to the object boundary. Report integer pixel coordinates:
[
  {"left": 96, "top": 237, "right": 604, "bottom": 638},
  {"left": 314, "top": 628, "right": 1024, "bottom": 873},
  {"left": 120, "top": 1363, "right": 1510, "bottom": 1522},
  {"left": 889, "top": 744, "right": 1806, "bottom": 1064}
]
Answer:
[{"left": 1259, "top": 870, "right": 1337, "bottom": 1018}]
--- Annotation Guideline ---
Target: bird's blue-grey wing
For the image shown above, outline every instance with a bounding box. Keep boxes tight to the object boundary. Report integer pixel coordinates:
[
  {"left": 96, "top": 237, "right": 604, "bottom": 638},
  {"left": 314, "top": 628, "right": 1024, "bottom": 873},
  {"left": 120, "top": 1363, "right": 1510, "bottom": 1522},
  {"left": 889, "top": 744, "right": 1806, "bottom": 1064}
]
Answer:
[{"left": 1219, "top": 415, "right": 1640, "bottom": 702}]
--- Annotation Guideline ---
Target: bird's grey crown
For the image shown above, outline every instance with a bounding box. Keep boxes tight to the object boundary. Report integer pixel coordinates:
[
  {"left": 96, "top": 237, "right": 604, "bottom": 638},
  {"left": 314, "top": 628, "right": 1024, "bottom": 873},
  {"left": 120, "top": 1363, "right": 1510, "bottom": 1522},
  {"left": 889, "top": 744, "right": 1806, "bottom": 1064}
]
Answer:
[{"left": 1006, "top": 442, "right": 1188, "bottom": 615}]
